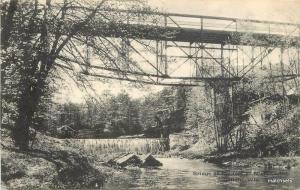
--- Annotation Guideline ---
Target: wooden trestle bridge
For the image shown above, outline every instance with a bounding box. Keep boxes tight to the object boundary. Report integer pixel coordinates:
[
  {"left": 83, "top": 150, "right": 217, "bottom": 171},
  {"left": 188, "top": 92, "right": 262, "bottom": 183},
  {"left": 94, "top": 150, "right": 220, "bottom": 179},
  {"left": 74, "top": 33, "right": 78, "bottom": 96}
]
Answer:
[
  {"left": 54, "top": 7, "right": 299, "bottom": 152},
  {"left": 55, "top": 8, "right": 300, "bottom": 87}
]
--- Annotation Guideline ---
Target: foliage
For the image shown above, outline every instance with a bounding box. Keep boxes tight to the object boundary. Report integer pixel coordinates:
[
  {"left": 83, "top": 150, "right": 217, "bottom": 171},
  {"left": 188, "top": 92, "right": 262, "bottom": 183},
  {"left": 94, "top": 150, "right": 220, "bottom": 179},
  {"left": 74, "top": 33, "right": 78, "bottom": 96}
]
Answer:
[
  {"left": 185, "top": 86, "right": 216, "bottom": 146},
  {"left": 1, "top": 0, "right": 158, "bottom": 149},
  {"left": 42, "top": 86, "right": 189, "bottom": 138}
]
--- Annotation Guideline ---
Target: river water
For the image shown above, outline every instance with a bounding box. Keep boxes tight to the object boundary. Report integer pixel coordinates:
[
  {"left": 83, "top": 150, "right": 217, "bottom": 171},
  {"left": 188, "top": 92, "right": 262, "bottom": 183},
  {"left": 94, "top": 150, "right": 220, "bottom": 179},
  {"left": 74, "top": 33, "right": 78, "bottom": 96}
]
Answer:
[{"left": 103, "top": 158, "right": 300, "bottom": 190}]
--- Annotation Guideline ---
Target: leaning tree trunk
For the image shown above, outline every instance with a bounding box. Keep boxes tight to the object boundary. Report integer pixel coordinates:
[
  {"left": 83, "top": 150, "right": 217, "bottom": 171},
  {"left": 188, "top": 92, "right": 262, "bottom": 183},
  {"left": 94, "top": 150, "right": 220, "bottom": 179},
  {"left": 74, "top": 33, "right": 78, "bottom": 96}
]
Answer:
[
  {"left": 13, "top": 92, "right": 35, "bottom": 150},
  {"left": 11, "top": 0, "right": 53, "bottom": 149},
  {"left": 12, "top": 55, "right": 52, "bottom": 150},
  {"left": 12, "top": 74, "right": 50, "bottom": 149}
]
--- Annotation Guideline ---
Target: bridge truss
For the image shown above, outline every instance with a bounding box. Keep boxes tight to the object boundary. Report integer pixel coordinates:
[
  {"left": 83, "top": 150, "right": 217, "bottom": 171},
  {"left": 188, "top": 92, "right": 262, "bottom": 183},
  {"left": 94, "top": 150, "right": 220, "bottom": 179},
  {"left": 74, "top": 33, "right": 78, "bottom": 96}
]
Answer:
[
  {"left": 56, "top": 9, "right": 300, "bottom": 88},
  {"left": 49, "top": 6, "right": 300, "bottom": 151}
]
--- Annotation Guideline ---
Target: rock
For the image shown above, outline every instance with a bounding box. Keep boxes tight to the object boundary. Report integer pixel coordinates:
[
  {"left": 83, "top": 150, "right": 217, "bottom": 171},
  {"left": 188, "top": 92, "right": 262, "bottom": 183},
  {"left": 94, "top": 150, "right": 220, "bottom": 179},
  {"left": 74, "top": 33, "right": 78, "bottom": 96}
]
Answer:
[
  {"left": 107, "top": 153, "right": 162, "bottom": 167},
  {"left": 140, "top": 154, "right": 162, "bottom": 167},
  {"left": 204, "top": 152, "right": 240, "bottom": 164},
  {"left": 171, "top": 144, "right": 190, "bottom": 151},
  {"left": 222, "top": 161, "right": 231, "bottom": 166},
  {"left": 108, "top": 153, "right": 142, "bottom": 167}
]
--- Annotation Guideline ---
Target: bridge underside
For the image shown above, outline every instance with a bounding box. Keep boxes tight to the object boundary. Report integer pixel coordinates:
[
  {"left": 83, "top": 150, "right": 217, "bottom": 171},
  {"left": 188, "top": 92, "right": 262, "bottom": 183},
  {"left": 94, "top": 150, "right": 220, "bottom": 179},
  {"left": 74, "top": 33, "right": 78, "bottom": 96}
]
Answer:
[{"left": 83, "top": 23, "right": 300, "bottom": 47}]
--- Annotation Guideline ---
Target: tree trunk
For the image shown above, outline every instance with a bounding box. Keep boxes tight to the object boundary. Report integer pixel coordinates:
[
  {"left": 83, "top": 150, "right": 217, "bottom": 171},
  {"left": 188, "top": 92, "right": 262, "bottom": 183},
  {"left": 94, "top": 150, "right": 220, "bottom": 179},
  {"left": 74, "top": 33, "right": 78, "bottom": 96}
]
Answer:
[
  {"left": 12, "top": 57, "right": 52, "bottom": 150},
  {"left": 13, "top": 89, "right": 35, "bottom": 150},
  {"left": 12, "top": 78, "right": 48, "bottom": 149},
  {"left": 1, "top": 0, "right": 18, "bottom": 48}
]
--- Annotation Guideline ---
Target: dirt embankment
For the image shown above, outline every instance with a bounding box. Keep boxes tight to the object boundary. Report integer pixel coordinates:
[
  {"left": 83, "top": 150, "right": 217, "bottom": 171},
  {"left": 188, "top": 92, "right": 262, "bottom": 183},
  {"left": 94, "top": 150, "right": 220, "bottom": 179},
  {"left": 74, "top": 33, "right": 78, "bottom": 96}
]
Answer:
[
  {"left": 1, "top": 128, "right": 115, "bottom": 189},
  {"left": 164, "top": 147, "right": 300, "bottom": 169},
  {"left": 163, "top": 131, "right": 300, "bottom": 169}
]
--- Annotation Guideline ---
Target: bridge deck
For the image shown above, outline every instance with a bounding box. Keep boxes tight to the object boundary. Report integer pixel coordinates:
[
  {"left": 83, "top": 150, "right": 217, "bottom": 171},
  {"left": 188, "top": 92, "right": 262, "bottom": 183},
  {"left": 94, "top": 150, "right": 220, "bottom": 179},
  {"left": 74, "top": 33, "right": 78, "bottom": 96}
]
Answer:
[{"left": 85, "top": 23, "right": 299, "bottom": 47}]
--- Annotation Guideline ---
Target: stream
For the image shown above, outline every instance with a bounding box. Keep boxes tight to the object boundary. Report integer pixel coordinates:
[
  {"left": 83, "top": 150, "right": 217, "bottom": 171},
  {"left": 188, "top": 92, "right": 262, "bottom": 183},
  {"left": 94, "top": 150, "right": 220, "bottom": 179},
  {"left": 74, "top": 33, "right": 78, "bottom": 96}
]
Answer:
[{"left": 103, "top": 158, "right": 300, "bottom": 190}]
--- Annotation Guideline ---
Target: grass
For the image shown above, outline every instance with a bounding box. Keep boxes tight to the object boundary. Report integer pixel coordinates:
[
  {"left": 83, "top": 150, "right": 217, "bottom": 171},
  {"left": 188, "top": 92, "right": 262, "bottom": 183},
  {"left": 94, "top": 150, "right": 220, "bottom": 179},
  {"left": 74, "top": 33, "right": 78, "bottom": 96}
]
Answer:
[{"left": 224, "top": 157, "right": 300, "bottom": 168}]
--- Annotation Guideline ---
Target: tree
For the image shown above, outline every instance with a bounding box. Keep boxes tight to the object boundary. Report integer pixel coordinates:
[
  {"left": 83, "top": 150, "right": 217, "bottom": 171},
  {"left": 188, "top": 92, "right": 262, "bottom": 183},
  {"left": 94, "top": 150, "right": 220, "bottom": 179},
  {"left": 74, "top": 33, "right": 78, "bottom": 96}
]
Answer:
[
  {"left": 104, "top": 91, "right": 142, "bottom": 136},
  {"left": 138, "top": 86, "right": 189, "bottom": 133},
  {"left": 139, "top": 93, "right": 161, "bottom": 130},
  {"left": 185, "top": 86, "right": 216, "bottom": 147},
  {"left": 1, "top": 0, "right": 156, "bottom": 149}
]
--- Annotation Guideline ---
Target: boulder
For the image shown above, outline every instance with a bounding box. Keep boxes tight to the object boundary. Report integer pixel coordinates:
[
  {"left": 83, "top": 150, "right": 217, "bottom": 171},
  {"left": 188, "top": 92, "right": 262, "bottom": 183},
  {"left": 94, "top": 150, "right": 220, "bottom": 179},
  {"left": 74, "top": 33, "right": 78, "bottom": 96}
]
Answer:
[
  {"left": 107, "top": 153, "right": 162, "bottom": 167},
  {"left": 108, "top": 153, "right": 142, "bottom": 167},
  {"left": 140, "top": 154, "right": 162, "bottom": 167}
]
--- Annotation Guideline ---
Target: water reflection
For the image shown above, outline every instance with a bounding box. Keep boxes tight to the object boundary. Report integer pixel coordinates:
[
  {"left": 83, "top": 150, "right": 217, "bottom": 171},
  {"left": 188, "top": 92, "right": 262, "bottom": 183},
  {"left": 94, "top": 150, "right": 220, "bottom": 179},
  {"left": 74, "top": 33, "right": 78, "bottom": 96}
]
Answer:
[{"left": 104, "top": 158, "right": 300, "bottom": 190}]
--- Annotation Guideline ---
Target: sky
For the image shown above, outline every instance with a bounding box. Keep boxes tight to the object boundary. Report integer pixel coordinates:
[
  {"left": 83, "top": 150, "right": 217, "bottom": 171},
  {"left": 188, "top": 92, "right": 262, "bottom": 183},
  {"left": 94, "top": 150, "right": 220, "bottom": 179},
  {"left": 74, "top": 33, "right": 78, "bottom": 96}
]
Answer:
[
  {"left": 148, "top": 0, "right": 300, "bottom": 23},
  {"left": 54, "top": 0, "right": 300, "bottom": 104}
]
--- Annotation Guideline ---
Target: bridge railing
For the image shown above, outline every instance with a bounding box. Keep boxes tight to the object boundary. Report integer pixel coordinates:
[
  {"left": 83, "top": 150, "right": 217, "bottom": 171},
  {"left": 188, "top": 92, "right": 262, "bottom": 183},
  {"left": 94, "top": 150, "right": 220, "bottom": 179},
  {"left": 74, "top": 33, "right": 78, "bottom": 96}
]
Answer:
[{"left": 101, "top": 9, "right": 300, "bottom": 37}]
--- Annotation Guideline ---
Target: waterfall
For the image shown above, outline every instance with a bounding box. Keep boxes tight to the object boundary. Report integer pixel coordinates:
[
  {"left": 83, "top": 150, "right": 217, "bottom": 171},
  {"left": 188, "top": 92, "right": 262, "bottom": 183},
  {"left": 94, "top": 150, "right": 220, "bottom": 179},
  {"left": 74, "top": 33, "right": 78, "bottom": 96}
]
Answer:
[{"left": 72, "top": 138, "right": 169, "bottom": 154}]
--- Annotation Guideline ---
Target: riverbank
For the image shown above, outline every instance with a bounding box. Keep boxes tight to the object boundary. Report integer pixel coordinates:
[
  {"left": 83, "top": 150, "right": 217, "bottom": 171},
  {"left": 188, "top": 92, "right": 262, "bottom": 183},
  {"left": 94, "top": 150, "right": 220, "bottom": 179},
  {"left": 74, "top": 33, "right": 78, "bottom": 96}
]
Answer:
[
  {"left": 1, "top": 126, "right": 299, "bottom": 189},
  {"left": 160, "top": 148, "right": 300, "bottom": 169},
  {"left": 1, "top": 128, "right": 119, "bottom": 189}
]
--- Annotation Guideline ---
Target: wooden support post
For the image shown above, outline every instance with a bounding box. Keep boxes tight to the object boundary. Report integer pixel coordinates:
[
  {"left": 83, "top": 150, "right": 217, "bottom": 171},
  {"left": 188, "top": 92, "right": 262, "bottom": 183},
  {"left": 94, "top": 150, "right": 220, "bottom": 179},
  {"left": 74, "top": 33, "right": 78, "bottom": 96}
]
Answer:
[
  {"left": 297, "top": 47, "right": 300, "bottom": 75},
  {"left": 164, "top": 41, "right": 168, "bottom": 75},
  {"left": 156, "top": 40, "right": 159, "bottom": 82},
  {"left": 164, "top": 16, "right": 168, "bottom": 75},
  {"left": 200, "top": 44, "right": 204, "bottom": 77},
  {"left": 212, "top": 87, "right": 220, "bottom": 150},
  {"left": 297, "top": 45, "right": 300, "bottom": 105},
  {"left": 236, "top": 45, "right": 239, "bottom": 76},
  {"left": 280, "top": 47, "right": 287, "bottom": 114},
  {"left": 160, "top": 41, "right": 163, "bottom": 72},
  {"left": 189, "top": 42, "right": 192, "bottom": 81},
  {"left": 228, "top": 44, "right": 231, "bottom": 78},
  {"left": 251, "top": 46, "right": 255, "bottom": 63},
  {"left": 200, "top": 18, "right": 204, "bottom": 77},
  {"left": 260, "top": 46, "right": 263, "bottom": 69},
  {"left": 221, "top": 43, "right": 224, "bottom": 77},
  {"left": 235, "top": 22, "right": 239, "bottom": 76}
]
